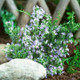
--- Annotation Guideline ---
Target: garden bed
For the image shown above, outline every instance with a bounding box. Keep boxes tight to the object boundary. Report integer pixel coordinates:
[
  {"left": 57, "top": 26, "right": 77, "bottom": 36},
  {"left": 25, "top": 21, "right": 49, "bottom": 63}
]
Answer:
[
  {"left": 0, "top": 21, "right": 80, "bottom": 80},
  {"left": 0, "top": 4, "right": 80, "bottom": 80}
]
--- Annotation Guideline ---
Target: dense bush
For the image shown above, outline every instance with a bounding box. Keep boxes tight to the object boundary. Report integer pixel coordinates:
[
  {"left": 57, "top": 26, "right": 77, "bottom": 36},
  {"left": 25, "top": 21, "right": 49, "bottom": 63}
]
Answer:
[{"left": 0, "top": 6, "right": 80, "bottom": 76}]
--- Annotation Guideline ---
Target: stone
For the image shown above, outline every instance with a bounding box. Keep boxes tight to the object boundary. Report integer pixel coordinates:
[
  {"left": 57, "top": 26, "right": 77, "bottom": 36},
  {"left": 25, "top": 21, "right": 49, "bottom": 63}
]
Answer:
[
  {"left": 0, "top": 59, "right": 47, "bottom": 80},
  {"left": 0, "top": 44, "right": 9, "bottom": 64}
]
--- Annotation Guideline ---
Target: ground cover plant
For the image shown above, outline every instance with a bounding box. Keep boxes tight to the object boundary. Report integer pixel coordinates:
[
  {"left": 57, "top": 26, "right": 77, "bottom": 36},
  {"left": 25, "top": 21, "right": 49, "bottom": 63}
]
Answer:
[
  {"left": 63, "top": 45, "right": 80, "bottom": 74},
  {"left": 0, "top": 6, "right": 80, "bottom": 77},
  {"left": 0, "top": 9, "right": 20, "bottom": 43}
]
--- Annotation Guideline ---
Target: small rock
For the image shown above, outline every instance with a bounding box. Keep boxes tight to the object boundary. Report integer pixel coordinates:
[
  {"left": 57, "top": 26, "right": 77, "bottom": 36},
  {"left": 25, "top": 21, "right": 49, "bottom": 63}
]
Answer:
[
  {"left": 0, "top": 44, "right": 8, "bottom": 64},
  {"left": 0, "top": 59, "right": 47, "bottom": 80}
]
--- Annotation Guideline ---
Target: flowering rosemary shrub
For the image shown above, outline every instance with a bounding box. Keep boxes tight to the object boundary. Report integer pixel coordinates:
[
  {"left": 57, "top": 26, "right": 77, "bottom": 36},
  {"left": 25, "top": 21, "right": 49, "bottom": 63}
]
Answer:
[{"left": 3, "top": 6, "right": 80, "bottom": 76}]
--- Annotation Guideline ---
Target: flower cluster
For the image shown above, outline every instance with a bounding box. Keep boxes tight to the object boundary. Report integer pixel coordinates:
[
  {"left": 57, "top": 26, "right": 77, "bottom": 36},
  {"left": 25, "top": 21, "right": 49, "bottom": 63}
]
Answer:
[{"left": 4, "top": 6, "right": 74, "bottom": 76}]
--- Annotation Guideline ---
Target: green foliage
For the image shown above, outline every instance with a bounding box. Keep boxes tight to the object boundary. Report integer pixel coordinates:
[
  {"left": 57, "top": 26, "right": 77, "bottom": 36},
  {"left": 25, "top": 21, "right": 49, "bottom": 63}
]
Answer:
[
  {"left": 1, "top": 6, "right": 80, "bottom": 76},
  {"left": 62, "top": 12, "right": 80, "bottom": 74},
  {"left": 62, "top": 12, "right": 80, "bottom": 33},
  {"left": 5, "top": 43, "right": 28, "bottom": 60},
  {"left": 63, "top": 45, "right": 80, "bottom": 74},
  {"left": 0, "top": 9, "right": 16, "bottom": 33},
  {"left": 0, "top": 10, "right": 21, "bottom": 43},
  {"left": 77, "top": 0, "right": 80, "bottom": 4}
]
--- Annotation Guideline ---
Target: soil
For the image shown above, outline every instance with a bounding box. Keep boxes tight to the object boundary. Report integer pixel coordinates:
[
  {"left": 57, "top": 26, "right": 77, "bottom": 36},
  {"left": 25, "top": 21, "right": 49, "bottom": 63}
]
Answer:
[{"left": 0, "top": 19, "right": 11, "bottom": 44}]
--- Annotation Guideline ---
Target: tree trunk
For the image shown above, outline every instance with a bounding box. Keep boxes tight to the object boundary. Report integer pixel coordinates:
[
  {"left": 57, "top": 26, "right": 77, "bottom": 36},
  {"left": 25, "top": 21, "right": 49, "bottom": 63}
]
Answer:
[
  {"left": 18, "top": 0, "right": 38, "bottom": 27},
  {"left": 38, "top": 0, "right": 50, "bottom": 15},
  {"left": 5, "top": 0, "right": 19, "bottom": 20},
  {"left": 70, "top": 0, "right": 80, "bottom": 23},
  {"left": 0, "top": 0, "right": 5, "bottom": 10},
  {"left": 52, "top": 0, "right": 70, "bottom": 25}
]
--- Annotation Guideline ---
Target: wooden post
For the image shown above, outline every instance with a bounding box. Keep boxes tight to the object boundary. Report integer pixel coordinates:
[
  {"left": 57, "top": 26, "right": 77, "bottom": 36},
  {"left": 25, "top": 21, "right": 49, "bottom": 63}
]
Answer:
[
  {"left": 5, "top": 0, "right": 19, "bottom": 20},
  {"left": 75, "top": 29, "right": 80, "bottom": 39},
  {"left": 18, "top": 0, "right": 38, "bottom": 27},
  {"left": 70, "top": 0, "right": 80, "bottom": 39},
  {"left": 38, "top": 0, "right": 51, "bottom": 15},
  {"left": 52, "top": 0, "right": 70, "bottom": 25},
  {"left": 70, "top": 0, "right": 80, "bottom": 23},
  {"left": 0, "top": 0, "right": 5, "bottom": 10}
]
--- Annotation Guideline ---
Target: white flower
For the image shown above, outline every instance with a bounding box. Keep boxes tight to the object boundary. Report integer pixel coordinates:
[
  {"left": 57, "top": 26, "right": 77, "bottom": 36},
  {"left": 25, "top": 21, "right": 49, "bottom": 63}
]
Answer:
[
  {"left": 32, "top": 49, "right": 35, "bottom": 52},
  {"left": 50, "top": 55, "right": 53, "bottom": 58},
  {"left": 67, "top": 53, "right": 69, "bottom": 55},
  {"left": 66, "top": 48, "right": 69, "bottom": 51},
  {"left": 63, "top": 54, "right": 66, "bottom": 57},
  {"left": 54, "top": 66, "right": 57, "bottom": 69},
  {"left": 63, "top": 40, "right": 66, "bottom": 44},
  {"left": 28, "top": 51, "right": 32, "bottom": 55},
  {"left": 40, "top": 24, "right": 45, "bottom": 29},
  {"left": 69, "top": 40, "right": 73, "bottom": 44},
  {"left": 56, "top": 26, "right": 60, "bottom": 32},
  {"left": 59, "top": 47, "right": 64, "bottom": 53},
  {"left": 21, "top": 27, "right": 24, "bottom": 31},
  {"left": 45, "top": 40, "right": 48, "bottom": 44},
  {"left": 53, "top": 48, "right": 56, "bottom": 51},
  {"left": 45, "top": 27, "right": 49, "bottom": 34},
  {"left": 33, "top": 39, "right": 42, "bottom": 48},
  {"left": 51, "top": 49, "right": 53, "bottom": 53},
  {"left": 53, "top": 30, "right": 58, "bottom": 35},
  {"left": 27, "top": 36, "right": 32, "bottom": 41},
  {"left": 69, "top": 33, "right": 73, "bottom": 38},
  {"left": 4, "top": 48, "right": 8, "bottom": 52},
  {"left": 10, "top": 27, "right": 13, "bottom": 31},
  {"left": 59, "top": 58, "right": 61, "bottom": 62},
  {"left": 6, "top": 43, "right": 10, "bottom": 45},
  {"left": 49, "top": 43, "right": 53, "bottom": 48},
  {"left": 61, "top": 32, "right": 66, "bottom": 35},
  {"left": 15, "top": 44, "right": 21, "bottom": 46},
  {"left": 39, "top": 31, "right": 41, "bottom": 35},
  {"left": 54, "top": 39, "right": 57, "bottom": 42},
  {"left": 5, "top": 21, "right": 10, "bottom": 24},
  {"left": 41, "top": 46, "right": 44, "bottom": 51}
]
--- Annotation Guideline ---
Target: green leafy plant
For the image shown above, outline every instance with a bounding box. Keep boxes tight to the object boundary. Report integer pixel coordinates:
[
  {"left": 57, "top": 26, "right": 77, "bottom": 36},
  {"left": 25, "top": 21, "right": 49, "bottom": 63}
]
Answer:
[
  {"left": 62, "top": 12, "right": 80, "bottom": 33},
  {"left": 62, "top": 12, "right": 80, "bottom": 74},
  {"left": 63, "top": 45, "right": 80, "bottom": 74},
  {"left": 0, "top": 10, "right": 21, "bottom": 43},
  {"left": 1, "top": 6, "right": 80, "bottom": 76}
]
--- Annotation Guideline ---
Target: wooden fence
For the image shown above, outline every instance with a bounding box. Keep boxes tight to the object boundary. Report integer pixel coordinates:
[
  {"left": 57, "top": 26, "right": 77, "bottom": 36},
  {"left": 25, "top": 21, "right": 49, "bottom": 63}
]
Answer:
[{"left": 0, "top": 0, "right": 80, "bottom": 38}]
